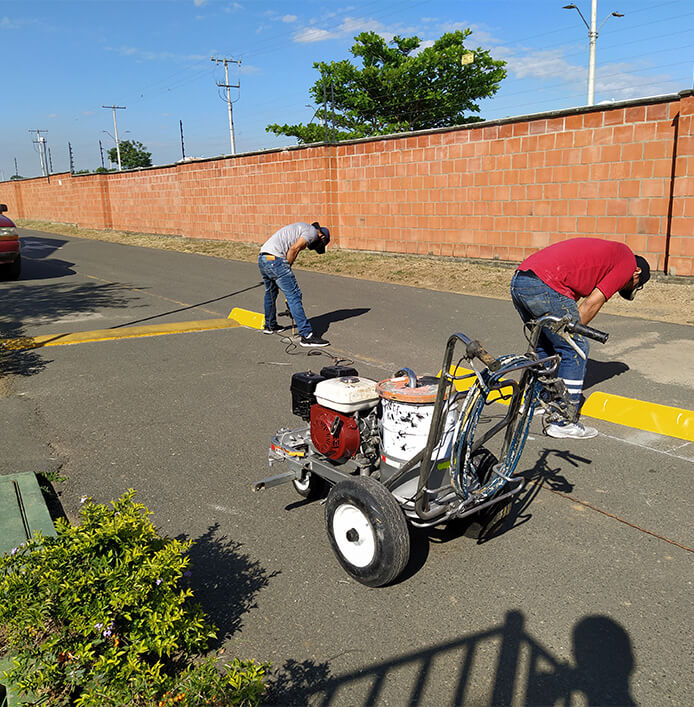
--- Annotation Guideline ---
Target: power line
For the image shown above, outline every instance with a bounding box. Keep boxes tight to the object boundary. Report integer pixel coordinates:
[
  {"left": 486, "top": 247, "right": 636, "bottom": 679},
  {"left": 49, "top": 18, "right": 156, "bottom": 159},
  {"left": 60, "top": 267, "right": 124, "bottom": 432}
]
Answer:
[
  {"left": 102, "top": 105, "right": 126, "bottom": 170},
  {"left": 211, "top": 57, "right": 241, "bottom": 154}
]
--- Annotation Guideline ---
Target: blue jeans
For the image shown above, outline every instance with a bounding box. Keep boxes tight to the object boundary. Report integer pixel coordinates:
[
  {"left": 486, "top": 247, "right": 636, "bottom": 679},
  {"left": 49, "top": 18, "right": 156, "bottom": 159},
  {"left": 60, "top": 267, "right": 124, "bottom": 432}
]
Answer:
[
  {"left": 510, "top": 270, "right": 589, "bottom": 412},
  {"left": 258, "top": 254, "right": 312, "bottom": 337}
]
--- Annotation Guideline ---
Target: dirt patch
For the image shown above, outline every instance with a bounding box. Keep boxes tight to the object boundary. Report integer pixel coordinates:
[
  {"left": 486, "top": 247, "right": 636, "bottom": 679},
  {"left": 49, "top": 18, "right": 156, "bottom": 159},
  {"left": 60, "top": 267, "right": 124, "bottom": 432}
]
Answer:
[{"left": 18, "top": 219, "right": 694, "bottom": 327}]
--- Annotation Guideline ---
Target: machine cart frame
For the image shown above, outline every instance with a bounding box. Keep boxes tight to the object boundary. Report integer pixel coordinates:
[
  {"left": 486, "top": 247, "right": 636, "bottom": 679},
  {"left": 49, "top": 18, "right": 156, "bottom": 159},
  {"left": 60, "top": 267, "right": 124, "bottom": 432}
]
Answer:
[{"left": 255, "top": 314, "right": 608, "bottom": 586}]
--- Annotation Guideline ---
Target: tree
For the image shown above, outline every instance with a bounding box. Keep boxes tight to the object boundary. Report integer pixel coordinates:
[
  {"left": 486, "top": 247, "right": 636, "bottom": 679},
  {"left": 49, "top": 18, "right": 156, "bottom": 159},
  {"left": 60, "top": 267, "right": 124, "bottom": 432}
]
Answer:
[
  {"left": 107, "top": 139, "right": 152, "bottom": 169},
  {"left": 267, "top": 30, "right": 506, "bottom": 144}
]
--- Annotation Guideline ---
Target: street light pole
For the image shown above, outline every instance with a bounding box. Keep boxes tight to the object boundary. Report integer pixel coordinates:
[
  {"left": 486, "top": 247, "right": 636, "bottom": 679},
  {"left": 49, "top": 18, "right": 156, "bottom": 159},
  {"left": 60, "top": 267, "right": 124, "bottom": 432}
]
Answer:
[{"left": 563, "top": 1, "right": 624, "bottom": 106}]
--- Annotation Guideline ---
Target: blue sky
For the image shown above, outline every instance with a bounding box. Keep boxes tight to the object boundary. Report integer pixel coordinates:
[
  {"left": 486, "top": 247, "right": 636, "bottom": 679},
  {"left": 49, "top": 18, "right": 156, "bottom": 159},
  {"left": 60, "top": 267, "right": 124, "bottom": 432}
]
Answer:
[{"left": 2, "top": 0, "right": 693, "bottom": 179}]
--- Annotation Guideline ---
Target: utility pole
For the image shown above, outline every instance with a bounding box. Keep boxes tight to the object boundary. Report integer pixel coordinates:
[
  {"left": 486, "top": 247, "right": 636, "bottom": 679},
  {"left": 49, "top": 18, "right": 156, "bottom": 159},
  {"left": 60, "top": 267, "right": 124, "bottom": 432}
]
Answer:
[
  {"left": 29, "top": 129, "right": 48, "bottom": 176},
  {"left": 48, "top": 147, "right": 54, "bottom": 174},
  {"left": 211, "top": 56, "right": 241, "bottom": 155},
  {"left": 14, "top": 158, "right": 19, "bottom": 178},
  {"left": 179, "top": 120, "right": 185, "bottom": 160},
  {"left": 68, "top": 142, "right": 74, "bottom": 173},
  {"left": 563, "top": 1, "right": 624, "bottom": 105},
  {"left": 99, "top": 140, "right": 105, "bottom": 169},
  {"left": 102, "top": 104, "right": 126, "bottom": 169}
]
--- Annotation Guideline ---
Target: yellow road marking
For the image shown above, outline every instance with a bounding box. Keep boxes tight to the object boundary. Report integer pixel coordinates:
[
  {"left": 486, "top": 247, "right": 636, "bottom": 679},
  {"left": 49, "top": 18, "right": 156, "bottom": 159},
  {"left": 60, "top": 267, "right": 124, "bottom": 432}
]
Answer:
[
  {"left": 581, "top": 392, "right": 694, "bottom": 442},
  {"left": 228, "top": 307, "right": 265, "bottom": 329},
  {"left": 0, "top": 319, "right": 239, "bottom": 350},
  {"left": 439, "top": 364, "right": 693, "bottom": 443},
  {"left": 3, "top": 297, "right": 691, "bottom": 443}
]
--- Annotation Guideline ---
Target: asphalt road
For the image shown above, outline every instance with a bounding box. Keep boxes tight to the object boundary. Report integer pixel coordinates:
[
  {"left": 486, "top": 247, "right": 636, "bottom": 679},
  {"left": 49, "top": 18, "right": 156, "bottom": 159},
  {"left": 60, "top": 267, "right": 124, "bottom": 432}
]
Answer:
[{"left": 2, "top": 230, "right": 693, "bottom": 705}]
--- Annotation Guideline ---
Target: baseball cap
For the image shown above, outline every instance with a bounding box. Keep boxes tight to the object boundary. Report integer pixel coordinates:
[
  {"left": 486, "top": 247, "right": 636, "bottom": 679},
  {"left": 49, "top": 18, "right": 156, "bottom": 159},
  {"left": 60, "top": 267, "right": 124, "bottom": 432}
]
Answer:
[
  {"left": 619, "top": 255, "right": 651, "bottom": 300},
  {"left": 310, "top": 222, "right": 331, "bottom": 254}
]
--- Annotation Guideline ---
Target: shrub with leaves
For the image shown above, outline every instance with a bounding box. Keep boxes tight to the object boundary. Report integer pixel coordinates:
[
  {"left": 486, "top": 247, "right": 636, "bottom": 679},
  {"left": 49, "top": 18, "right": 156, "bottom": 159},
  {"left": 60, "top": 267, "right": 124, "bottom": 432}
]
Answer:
[{"left": 0, "top": 490, "right": 267, "bottom": 706}]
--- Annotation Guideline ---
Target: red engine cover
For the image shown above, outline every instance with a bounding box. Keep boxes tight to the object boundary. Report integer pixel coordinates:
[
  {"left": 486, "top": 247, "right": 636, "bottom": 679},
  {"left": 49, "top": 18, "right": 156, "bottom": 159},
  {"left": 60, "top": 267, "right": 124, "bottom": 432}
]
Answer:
[{"left": 310, "top": 404, "right": 360, "bottom": 461}]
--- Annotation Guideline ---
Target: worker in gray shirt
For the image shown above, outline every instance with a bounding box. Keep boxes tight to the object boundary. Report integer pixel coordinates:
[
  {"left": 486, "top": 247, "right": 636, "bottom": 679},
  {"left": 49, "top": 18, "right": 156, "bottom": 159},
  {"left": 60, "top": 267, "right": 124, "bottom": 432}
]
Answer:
[{"left": 258, "top": 221, "right": 331, "bottom": 347}]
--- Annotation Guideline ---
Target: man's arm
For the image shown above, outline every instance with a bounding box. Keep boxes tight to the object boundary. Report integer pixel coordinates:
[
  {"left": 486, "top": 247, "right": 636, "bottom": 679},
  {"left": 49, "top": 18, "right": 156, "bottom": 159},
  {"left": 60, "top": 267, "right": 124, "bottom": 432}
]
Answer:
[
  {"left": 286, "top": 237, "right": 308, "bottom": 266},
  {"left": 578, "top": 287, "right": 607, "bottom": 324}
]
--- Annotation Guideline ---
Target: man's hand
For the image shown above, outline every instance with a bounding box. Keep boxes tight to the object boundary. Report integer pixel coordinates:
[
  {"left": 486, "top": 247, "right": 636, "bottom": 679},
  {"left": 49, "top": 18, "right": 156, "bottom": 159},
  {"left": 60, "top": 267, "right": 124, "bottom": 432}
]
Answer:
[
  {"left": 286, "top": 237, "right": 308, "bottom": 266},
  {"left": 578, "top": 288, "right": 606, "bottom": 324}
]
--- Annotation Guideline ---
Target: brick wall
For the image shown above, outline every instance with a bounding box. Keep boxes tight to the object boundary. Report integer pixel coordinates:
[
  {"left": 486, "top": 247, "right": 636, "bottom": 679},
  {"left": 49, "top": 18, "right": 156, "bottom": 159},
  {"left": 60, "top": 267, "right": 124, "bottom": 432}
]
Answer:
[{"left": 2, "top": 90, "right": 692, "bottom": 276}]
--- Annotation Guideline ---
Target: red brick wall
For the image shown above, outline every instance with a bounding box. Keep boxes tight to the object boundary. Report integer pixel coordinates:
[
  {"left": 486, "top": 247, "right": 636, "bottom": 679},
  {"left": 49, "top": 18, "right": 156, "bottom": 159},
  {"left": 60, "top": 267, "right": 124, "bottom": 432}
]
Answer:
[{"left": 2, "top": 91, "right": 692, "bottom": 276}]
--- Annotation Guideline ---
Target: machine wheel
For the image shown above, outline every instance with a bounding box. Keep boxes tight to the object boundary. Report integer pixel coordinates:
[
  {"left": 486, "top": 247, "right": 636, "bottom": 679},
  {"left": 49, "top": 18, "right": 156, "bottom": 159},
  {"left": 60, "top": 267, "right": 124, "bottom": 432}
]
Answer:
[
  {"left": 325, "top": 476, "right": 410, "bottom": 587},
  {"left": 292, "top": 469, "right": 327, "bottom": 500}
]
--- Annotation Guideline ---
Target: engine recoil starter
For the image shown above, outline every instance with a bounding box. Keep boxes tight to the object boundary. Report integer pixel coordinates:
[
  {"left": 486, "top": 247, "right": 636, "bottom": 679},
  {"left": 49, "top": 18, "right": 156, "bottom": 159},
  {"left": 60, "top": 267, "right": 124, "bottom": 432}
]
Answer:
[{"left": 310, "top": 404, "right": 360, "bottom": 461}]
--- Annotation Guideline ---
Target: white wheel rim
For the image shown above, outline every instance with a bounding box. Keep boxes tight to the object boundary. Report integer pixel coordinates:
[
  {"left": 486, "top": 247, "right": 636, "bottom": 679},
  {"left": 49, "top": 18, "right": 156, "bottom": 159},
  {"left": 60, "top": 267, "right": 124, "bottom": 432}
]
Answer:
[
  {"left": 294, "top": 473, "right": 311, "bottom": 491},
  {"left": 332, "top": 503, "right": 376, "bottom": 567}
]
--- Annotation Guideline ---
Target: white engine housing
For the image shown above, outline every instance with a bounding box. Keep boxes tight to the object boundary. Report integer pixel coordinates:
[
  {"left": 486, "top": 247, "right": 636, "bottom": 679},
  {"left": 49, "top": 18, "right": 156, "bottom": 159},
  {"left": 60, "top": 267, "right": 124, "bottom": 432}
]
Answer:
[{"left": 314, "top": 376, "right": 379, "bottom": 414}]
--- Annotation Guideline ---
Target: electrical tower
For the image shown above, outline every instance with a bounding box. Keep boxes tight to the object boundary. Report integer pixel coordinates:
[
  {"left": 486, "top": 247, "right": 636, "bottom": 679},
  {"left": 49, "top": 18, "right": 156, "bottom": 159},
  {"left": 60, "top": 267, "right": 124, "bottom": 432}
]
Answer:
[{"left": 211, "top": 57, "right": 241, "bottom": 155}]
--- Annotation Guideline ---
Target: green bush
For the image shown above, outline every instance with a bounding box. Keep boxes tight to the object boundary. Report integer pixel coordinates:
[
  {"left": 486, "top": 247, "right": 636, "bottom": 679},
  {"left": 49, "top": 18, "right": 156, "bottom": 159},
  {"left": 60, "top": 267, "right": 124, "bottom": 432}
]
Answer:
[{"left": 0, "top": 490, "right": 268, "bottom": 706}]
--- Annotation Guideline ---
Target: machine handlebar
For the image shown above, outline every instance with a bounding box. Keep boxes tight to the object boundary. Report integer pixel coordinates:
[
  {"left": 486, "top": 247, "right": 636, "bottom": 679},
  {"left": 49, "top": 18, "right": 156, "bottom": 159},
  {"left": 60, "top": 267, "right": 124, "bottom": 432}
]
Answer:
[
  {"left": 566, "top": 321, "right": 609, "bottom": 344},
  {"left": 465, "top": 340, "right": 501, "bottom": 372}
]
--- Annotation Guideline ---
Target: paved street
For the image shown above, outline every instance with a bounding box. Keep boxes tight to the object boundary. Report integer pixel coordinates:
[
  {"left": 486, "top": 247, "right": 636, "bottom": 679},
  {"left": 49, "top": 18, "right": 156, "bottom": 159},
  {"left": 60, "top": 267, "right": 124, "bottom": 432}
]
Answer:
[{"left": 1, "top": 229, "right": 693, "bottom": 705}]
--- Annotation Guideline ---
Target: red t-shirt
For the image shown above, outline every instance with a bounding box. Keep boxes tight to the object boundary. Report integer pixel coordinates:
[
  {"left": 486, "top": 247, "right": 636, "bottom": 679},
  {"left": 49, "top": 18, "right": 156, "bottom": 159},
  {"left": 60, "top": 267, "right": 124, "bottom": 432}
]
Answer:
[{"left": 518, "top": 238, "right": 636, "bottom": 301}]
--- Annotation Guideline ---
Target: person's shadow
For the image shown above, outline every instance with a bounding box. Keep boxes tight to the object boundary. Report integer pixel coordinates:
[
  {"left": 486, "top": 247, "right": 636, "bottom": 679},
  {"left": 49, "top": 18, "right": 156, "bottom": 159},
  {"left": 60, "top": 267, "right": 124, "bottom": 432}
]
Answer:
[
  {"left": 584, "top": 358, "right": 629, "bottom": 388},
  {"left": 308, "top": 308, "right": 370, "bottom": 336},
  {"left": 526, "top": 615, "right": 636, "bottom": 705}
]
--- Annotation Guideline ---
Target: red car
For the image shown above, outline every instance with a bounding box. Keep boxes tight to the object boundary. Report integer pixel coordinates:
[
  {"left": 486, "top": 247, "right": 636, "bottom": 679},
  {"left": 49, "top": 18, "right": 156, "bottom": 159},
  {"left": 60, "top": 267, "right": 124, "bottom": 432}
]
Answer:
[{"left": 0, "top": 204, "right": 21, "bottom": 280}]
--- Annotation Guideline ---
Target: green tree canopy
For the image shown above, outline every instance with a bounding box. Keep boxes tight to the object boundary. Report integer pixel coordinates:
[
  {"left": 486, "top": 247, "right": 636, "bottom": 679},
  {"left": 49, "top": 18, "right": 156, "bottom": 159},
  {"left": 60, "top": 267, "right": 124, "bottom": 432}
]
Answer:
[
  {"left": 107, "top": 139, "right": 152, "bottom": 169},
  {"left": 267, "top": 30, "right": 506, "bottom": 144}
]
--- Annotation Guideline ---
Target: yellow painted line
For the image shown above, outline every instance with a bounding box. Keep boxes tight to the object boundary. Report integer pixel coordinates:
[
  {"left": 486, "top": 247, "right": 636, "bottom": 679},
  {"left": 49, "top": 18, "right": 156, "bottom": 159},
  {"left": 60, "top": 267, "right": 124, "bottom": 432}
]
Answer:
[
  {"left": 228, "top": 307, "right": 265, "bottom": 329},
  {"left": 440, "top": 365, "right": 693, "bottom": 443},
  {"left": 581, "top": 392, "right": 694, "bottom": 442},
  {"left": 0, "top": 318, "right": 239, "bottom": 350}
]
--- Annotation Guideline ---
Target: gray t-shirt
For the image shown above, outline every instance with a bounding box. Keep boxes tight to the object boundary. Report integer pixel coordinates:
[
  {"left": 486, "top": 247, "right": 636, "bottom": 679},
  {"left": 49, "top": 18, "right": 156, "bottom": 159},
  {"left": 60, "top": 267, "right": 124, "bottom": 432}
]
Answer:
[{"left": 260, "top": 222, "right": 320, "bottom": 258}]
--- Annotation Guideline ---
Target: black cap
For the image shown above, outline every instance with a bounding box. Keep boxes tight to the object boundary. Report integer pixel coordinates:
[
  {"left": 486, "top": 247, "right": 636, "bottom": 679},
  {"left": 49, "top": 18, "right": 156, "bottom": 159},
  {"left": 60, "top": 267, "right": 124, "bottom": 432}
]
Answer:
[
  {"left": 309, "top": 222, "right": 331, "bottom": 254},
  {"left": 619, "top": 255, "right": 651, "bottom": 300}
]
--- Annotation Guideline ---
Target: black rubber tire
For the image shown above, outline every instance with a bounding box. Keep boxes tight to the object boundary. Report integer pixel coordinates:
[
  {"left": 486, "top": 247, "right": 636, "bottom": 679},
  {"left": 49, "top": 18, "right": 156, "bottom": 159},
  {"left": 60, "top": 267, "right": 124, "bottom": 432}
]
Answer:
[
  {"left": 325, "top": 476, "right": 410, "bottom": 587},
  {"left": 472, "top": 447, "right": 513, "bottom": 529},
  {"left": 1, "top": 254, "right": 21, "bottom": 280},
  {"left": 292, "top": 470, "right": 328, "bottom": 501}
]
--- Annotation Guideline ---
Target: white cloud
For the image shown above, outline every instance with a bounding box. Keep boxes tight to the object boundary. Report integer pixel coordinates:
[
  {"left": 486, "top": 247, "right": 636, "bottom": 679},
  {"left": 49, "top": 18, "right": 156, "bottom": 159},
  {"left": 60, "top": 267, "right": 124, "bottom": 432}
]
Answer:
[
  {"left": 293, "top": 27, "right": 340, "bottom": 43},
  {"left": 282, "top": 14, "right": 297, "bottom": 23},
  {"left": 500, "top": 46, "right": 680, "bottom": 102},
  {"left": 193, "top": 0, "right": 207, "bottom": 6},
  {"left": 106, "top": 45, "right": 207, "bottom": 62}
]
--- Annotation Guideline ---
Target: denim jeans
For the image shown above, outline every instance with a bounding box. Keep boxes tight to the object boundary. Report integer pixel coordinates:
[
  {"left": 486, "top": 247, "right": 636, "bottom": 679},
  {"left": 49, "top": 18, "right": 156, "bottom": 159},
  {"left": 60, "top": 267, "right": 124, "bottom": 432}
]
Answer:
[
  {"left": 510, "top": 270, "right": 589, "bottom": 411},
  {"left": 258, "top": 254, "right": 312, "bottom": 337}
]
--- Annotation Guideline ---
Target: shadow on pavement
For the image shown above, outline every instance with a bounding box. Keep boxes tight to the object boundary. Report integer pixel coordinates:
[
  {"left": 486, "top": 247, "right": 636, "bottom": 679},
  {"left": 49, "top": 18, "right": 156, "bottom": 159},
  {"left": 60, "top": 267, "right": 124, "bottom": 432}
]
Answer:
[
  {"left": 584, "top": 358, "right": 630, "bottom": 389},
  {"left": 112, "top": 282, "right": 264, "bottom": 328},
  {"left": 310, "top": 307, "right": 371, "bottom": 336},
  {"left": 182, "top": 523, "right": 279, "bottom": 643},
  {"left": 18, "top": 236, "right": 76, "bottom": 280},
  {"left": 265, "top": 610, "right": 635, "bottom": 705},
  {"left": 0, "top": 281, "right": 136, "bottom": 378}
]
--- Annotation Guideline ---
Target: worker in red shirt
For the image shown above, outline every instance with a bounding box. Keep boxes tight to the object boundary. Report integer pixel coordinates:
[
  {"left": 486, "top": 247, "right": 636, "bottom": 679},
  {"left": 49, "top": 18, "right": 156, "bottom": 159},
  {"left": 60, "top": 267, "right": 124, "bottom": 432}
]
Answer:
[{"left": 510, "top": 238, "right": 650, "bottom": 439}]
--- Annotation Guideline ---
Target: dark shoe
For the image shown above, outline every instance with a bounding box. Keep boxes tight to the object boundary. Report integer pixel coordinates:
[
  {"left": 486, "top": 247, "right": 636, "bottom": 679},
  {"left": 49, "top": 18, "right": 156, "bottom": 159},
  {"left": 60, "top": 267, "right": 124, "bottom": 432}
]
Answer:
[
  {"left": 300, "top": 333, "right": 330, "bottom": 348},
  {"left": 263, "top": 324, "right": 283, "bottom": 335}
]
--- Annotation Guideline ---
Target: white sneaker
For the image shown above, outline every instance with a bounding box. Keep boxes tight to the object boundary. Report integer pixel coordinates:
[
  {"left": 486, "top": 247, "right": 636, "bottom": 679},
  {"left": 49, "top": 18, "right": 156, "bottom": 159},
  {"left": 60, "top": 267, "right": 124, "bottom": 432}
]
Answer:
[{"left": 545, "top": 421, "right": 598, "bottom": 439}]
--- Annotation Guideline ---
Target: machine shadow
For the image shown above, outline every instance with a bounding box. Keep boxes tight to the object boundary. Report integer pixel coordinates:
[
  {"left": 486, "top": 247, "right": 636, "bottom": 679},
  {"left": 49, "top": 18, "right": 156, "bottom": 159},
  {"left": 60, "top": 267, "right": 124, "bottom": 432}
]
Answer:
[
  {"left": 265, "top": 609, "right": 636, "bottom": 705},
  {"left": 309, "top": 308, "right": 371, "bottom": 336},
  {"left": 421, "top": 448, "right": 589, "bottom": 551},
  {"left": 180, "top": 523, "right": 279, "bottom": 645}
]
